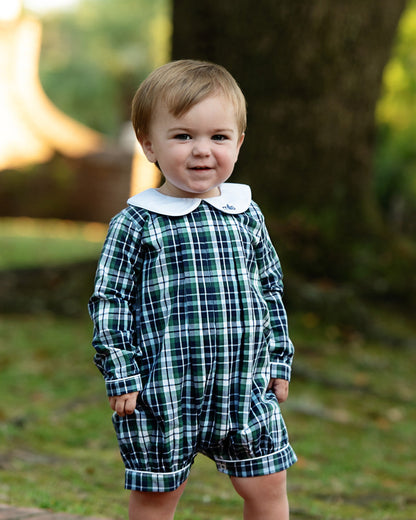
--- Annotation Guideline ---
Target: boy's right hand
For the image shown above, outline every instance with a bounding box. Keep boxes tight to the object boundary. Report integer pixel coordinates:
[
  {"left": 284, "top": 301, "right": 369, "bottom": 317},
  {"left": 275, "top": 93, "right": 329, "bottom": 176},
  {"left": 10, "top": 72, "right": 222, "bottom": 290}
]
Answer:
[{"left": 109, "top": 392, "right": 139, "bottom": 417}]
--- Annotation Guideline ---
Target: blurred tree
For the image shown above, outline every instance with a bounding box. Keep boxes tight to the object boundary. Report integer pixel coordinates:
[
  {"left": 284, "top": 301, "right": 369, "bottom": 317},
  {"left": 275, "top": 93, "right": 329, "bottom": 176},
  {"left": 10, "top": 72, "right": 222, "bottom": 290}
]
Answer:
[
  {"left": 172, "top": 0, "right": 407, "bottom": 280},
  {"left": 36, "top": 0, "right": 171, "bottom": 136}
]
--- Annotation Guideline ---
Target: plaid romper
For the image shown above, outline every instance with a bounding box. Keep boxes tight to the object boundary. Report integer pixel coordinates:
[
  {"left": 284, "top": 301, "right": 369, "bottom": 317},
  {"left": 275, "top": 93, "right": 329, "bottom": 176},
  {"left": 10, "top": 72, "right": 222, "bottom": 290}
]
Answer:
[{"left": 89, "top": 183, "right": 297, "bottom": 492}]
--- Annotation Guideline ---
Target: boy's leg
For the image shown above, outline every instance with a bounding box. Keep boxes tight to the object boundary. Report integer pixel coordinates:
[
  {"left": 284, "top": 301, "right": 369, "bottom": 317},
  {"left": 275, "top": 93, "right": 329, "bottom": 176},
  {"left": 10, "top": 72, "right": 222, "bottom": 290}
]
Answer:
[
  {"left": 128, "top": 480, "right": 187, "bottom": 520},
  {"left": 230, "top": 471, "right": 289, "bottom": 520}
]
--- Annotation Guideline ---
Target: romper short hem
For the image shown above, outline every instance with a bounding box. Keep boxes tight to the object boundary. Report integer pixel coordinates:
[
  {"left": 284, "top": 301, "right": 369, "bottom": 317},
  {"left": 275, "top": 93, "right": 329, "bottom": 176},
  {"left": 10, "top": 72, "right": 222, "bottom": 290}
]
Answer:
[
  {"left": 125, "top": 461, "right": 193, "bottom": 492},
  {"left": 212, "top": 443, "right": 297, "bottom": 478},
  {"left": 123, "top": 444, "right": 297, "bottom": 492}
]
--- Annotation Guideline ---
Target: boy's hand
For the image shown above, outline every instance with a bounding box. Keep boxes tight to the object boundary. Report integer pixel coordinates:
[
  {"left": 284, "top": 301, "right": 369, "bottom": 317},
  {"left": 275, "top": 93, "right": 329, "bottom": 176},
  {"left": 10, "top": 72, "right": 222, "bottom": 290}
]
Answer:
[
  {"left": 267, "top": 378, "right": 289, "bottom": 403},
  {"left": 109, "top": 392, "right": 139, "bottom": 417}
]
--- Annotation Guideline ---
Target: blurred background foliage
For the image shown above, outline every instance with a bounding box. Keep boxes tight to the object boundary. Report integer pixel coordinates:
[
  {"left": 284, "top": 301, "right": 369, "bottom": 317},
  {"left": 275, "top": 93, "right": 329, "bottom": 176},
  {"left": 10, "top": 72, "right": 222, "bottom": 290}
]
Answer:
[
  {"left": 35, "top": 0, "right": 171, "bottom": 136},
  {"left": 375, "top": 0, "right": 416, "bottom": 236}
]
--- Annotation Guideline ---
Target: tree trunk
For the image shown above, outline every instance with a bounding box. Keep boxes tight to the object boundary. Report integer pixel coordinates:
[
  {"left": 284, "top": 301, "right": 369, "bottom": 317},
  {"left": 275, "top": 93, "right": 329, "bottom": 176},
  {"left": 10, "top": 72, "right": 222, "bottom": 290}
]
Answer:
[{"left": 171, "top": 0, "right": 407, "bottom": 279}]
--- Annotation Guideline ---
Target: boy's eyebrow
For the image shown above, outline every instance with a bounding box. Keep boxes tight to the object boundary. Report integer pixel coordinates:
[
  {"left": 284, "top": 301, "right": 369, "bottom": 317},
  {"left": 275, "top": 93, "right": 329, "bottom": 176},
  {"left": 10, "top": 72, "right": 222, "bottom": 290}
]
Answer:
[{"left": 168, "top": 126, "right": 236, "bottom": 133}]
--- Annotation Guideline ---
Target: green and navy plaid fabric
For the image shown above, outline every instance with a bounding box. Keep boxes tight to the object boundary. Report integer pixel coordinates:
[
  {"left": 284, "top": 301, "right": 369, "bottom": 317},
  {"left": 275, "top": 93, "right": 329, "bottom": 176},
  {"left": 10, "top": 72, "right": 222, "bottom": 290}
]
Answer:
[{"left": 89, "top": 199, "right": 296, "bottom": 491}]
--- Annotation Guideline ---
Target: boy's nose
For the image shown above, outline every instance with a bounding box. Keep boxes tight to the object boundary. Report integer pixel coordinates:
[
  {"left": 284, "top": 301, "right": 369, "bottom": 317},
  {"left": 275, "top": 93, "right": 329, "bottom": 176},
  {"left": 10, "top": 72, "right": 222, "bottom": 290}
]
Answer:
[{"left": 192, "top": 139, "right": 211, "bottom": 156}]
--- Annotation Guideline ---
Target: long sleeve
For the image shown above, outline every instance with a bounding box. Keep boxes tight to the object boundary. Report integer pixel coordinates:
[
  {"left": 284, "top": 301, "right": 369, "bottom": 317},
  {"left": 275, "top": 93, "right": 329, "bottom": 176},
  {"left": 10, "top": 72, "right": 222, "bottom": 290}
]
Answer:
[
  {"left": 254, "top": 209, "right": 294, "bottom": 381},
  {"left": 88, "top": 210, "right": 145, "bottom": 396}
]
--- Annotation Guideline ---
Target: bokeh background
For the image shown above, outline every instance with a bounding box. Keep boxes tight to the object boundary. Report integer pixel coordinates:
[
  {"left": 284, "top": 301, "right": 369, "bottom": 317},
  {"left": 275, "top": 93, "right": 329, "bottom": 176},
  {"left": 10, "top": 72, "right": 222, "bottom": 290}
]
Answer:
[{"left": 1, "top": 1, "right": 415, "bottom": 519}]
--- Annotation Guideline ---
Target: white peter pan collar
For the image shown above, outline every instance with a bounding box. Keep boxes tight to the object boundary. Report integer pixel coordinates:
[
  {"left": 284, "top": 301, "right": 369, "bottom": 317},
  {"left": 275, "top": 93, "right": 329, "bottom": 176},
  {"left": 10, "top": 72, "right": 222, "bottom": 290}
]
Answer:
[{"left": 127, "top": 183, "right": 252, "bottom": 216}]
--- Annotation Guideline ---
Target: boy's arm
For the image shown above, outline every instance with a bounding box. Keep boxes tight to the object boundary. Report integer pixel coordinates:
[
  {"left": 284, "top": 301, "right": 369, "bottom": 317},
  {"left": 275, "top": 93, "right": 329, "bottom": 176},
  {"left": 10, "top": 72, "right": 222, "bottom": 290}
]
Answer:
[
  {"left": 253, "top": 207, "right": 294, "bottom": 382},
  {"left": 265, "top": 288, "right": 294, "bottom": 382},
  {"left": 88, "top": 211, "right": 144, "bottom": 397}
]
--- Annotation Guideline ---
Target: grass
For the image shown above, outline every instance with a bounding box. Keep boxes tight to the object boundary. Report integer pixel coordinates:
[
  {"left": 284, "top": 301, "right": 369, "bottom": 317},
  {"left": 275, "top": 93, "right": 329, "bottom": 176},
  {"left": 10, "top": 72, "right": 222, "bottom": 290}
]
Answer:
[
  {"left": 286, "top": 312, "right": 416, "bottom": 520},
  {"left": 0, "top": 221, "right": 415, "bottom": 519},
  {"left": 0, "top": 314, "right": 243, "bottom": 519},
  {"left": 0, "top": 218, "right": 106, "bottom": 269},
  {"left": 1, "top": 311, "right": 415, "bottom": 520}
]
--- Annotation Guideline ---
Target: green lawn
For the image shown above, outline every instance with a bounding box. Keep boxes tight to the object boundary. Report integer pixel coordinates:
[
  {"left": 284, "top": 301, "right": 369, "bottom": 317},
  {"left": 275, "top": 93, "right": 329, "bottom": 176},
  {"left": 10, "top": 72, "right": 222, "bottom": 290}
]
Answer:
[
  {"left": 0, "top": 218, "right": 106, "bottom": 269},
  {"left": 1, "top": 311, "right": 415, "bottom": 520},
  {"left": 0, "top": 220, "right": 415, "bottom": 519}
]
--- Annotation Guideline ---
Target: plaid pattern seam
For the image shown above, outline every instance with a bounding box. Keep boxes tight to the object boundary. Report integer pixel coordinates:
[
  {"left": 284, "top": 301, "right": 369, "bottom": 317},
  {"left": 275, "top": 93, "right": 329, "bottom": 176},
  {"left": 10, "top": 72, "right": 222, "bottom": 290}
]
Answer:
[{"left": 89, "top": 200, "right": 296, "bottom": 490}]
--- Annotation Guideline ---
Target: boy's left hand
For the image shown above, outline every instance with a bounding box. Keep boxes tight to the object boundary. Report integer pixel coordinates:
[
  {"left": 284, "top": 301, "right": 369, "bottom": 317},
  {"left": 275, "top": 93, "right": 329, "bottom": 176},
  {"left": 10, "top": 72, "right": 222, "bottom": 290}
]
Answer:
[
  {"left": 109, "top": 392, "right": 139, "bottom": 417},
  {"left": 267, "top": 378, "right": 289, "bottom": 403}
]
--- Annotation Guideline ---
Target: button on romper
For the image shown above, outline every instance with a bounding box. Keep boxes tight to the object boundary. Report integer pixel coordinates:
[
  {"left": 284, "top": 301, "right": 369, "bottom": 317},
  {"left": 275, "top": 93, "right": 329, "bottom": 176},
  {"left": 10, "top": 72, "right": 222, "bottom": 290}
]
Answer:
[{"left": 89, "top": 184, "right": 297, "bottom": 492}]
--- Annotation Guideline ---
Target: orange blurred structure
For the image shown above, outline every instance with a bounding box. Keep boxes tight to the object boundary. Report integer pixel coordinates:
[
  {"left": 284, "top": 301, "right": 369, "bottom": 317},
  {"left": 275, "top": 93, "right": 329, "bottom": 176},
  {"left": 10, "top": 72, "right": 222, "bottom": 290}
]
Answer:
[
  {"left": 130, "top": 144, "right": 161, "bottom": 195},
  {"left": 0, "top": 0, "right": 160, "bottom": 200},
  {"left": 0, "top": 0, "right": 102, "bottom": 170}
]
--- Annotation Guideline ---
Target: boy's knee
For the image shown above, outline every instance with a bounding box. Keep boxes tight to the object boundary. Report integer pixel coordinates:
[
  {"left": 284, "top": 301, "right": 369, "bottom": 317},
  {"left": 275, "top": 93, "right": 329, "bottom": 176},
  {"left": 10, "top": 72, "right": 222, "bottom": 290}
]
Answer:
[
  {"left": 231, "top": 471, "right": 287, "bottom": 503},
  {"left": 129, "top": 481, "right": 187, "bottom": 520}
]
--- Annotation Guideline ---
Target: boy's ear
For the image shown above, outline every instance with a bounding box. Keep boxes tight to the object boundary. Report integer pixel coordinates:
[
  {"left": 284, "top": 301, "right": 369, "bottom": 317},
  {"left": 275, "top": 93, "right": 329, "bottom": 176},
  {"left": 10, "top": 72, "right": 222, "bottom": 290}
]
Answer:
[
  {"left": 238, "top": 133, "right": 245, "bottom": 150},
  {"left": 235, "top": 133, "right": 245, "bottom": 161},
  {"left": 139, "top": 136, "right": 157, "bottom": 163}
]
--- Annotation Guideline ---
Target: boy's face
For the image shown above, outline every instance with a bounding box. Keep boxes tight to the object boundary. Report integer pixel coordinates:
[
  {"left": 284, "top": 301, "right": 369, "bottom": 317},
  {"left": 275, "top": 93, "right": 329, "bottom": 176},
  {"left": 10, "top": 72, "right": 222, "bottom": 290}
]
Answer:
[{"left": 139, "top": 94, "right": 245, "bottom": 198}]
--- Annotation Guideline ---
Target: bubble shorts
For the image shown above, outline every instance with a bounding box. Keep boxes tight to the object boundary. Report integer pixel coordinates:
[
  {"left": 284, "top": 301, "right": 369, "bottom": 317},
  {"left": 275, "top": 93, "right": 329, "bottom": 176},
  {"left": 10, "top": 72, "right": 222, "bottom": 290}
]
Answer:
[{"left": 112, "top": 391, "right": 297, "bottom": 492}]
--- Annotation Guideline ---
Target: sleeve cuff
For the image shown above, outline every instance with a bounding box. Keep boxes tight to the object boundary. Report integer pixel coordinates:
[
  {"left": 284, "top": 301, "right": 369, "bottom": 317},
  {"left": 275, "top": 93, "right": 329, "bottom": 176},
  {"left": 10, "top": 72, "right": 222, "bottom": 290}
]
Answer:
[
  {"left": 270, "top": 362, "right": 292, "bottom": 381},
  {"left": 105, "top": 375, "right": 143, "bottom": 396}
]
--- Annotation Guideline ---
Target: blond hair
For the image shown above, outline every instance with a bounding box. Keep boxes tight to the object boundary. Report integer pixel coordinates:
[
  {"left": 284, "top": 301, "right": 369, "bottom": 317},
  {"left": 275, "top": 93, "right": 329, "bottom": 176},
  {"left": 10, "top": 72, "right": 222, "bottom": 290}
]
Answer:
[{"left": 131, "top": 60, "right": 247, "bottom": 141}]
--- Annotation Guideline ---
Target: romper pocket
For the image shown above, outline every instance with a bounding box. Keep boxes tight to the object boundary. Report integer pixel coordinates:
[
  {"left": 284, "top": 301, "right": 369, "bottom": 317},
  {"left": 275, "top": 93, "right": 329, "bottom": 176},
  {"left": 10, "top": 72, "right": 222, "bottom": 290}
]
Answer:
[
  {"left": 112, "top": 409, "right": 155, "bottom": 470},
  {"left": 229, "top": 386, "right": 284, "bottom": 459}
]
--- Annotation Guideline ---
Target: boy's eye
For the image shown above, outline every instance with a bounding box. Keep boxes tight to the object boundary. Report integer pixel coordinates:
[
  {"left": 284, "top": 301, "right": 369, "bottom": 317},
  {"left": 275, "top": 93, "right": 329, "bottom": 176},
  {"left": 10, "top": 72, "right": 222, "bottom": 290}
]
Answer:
[
  {"left": 174, "top": 134, "right": 191, "bottom": 140},
  {"left": 212, "top": 134, "right": 228, "bottom": 141}
]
